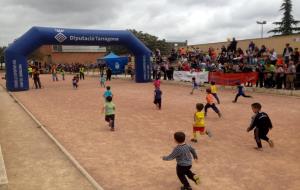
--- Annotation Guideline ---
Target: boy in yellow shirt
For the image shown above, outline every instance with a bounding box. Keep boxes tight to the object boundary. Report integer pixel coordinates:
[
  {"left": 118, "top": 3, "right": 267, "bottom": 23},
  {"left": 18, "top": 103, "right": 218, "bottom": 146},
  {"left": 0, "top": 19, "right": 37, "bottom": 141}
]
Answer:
[
  {"left": 210, "top": 81, "right": 220, "bottom": 104},
  {"left": 191, "top": 103, "right": 212, "bottom": 143}
]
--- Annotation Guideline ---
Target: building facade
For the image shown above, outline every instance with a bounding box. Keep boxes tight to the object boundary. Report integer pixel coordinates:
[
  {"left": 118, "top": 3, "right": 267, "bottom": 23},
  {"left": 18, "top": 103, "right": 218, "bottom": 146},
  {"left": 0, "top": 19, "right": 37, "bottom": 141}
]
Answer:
[{"left": 37, "top": 45, "right": 106, "bottom": 66}]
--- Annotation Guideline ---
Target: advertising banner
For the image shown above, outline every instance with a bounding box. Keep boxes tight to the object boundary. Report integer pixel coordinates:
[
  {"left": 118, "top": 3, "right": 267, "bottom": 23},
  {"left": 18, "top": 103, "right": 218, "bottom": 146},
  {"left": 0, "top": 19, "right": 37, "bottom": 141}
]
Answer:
[
  {"left": 209, "top": 72, "right": 258, "bottom": 86},
  {"left": 173, "top": 71, "right": 209, "bottom": 83}
]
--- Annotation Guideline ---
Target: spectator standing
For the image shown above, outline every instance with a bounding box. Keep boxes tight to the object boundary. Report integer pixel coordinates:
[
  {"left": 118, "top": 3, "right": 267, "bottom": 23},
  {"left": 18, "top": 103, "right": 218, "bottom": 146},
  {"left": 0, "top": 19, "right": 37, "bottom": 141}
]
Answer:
[
  {"left": 61, "top": 68, "right": 65, "bottom": 80},
  {"left": 248, "top": 41, "right": 255, "bottom": 52},
  {"left": 32, "top": 67, "right": 42, "bottom": 89},
  {"left": 258, "top": 45, "right": 267, "bottom": 57},
  {"left": 283, "top": 43, "right": 293, "bottom": 64},
  {"left": 51, "top": 65, "right": 58, "bottom": 81},
  {"left": 275, "top": 64, "right": 285, "bottom": 89},
  {"left": 293, "top": 48, "right": 299, "bottom": 64},
  {"left": 28, "top": 66, "right": 33, "bottom": 78},
  {"left": 106, "top": 67, "right": 112, "bottom": 81},
  {"left": 264, "top": 61, "right": 275, "bottom": 88},
  {"left": 296, "top": 61, "right": 300, "bottom": 89},
  {"left": 269, "top": 49, "right": 278, "bottom": 65},
  {"left": 228, "top": 37, "right": 237, "bottom": 53},
  {"left": 79, "top": 66, "right": 85, "bottom": 80},
  {"left": 285, "top": 60, "right": 296, "bottom": 90}
]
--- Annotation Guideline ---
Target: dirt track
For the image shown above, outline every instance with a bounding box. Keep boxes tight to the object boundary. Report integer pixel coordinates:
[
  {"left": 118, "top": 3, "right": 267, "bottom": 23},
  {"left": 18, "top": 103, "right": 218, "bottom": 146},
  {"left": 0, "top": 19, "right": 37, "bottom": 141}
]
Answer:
[{"left": 5, "top": 74, "right": 300, "bottom": 190}]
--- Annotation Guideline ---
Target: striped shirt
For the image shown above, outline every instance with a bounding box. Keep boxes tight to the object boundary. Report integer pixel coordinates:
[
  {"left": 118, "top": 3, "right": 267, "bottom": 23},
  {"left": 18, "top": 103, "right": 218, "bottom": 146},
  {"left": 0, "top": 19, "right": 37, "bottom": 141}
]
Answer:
[{"left": 163, "top": 144, "right": 198, "bottom": 166}]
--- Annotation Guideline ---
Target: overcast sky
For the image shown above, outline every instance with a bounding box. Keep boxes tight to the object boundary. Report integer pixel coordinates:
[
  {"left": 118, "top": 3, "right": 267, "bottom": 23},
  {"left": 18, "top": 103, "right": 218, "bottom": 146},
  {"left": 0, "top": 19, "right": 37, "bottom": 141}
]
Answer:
[{"left": 0, "top": 0, "right": 299, "bottom": 46}]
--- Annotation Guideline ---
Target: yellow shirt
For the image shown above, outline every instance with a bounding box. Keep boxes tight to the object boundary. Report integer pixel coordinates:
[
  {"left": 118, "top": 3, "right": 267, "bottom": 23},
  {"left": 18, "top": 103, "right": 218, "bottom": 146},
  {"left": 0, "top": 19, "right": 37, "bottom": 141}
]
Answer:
[
  {"left": 211, "top": 85, "right": 217, "bottom": 94},
  {"left": 194, "top": 111, "right": 205, "bottom": 127}
]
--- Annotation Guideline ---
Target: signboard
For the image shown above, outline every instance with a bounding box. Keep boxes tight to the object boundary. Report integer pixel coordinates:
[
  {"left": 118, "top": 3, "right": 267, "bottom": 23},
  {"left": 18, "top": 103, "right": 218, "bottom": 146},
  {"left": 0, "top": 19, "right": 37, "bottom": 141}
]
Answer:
[{"left": 173, "top": 71, "right": 209, "bottom": 83}]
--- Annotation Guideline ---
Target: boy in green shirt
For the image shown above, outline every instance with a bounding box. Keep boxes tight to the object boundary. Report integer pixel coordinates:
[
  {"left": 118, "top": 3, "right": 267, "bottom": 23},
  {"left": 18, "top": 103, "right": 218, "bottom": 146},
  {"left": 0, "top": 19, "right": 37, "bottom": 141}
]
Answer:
[{"left": 102, "top": 96, "right": 116, "bottom": 131}]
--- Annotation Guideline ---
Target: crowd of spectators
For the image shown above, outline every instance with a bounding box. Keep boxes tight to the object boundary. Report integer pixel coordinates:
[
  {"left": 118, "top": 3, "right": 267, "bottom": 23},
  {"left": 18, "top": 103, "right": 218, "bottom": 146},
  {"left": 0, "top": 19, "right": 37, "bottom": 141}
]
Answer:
[{"left": 152, "top": 38, "right": 300, "bottom": 90}]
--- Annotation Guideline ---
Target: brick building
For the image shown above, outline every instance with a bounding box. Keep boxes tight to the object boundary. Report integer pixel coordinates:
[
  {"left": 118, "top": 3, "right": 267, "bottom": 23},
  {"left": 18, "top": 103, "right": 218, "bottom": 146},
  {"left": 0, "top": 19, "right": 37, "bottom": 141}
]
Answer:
[{"left": 36, "top": 45, "right": 106, "bottom": 66}]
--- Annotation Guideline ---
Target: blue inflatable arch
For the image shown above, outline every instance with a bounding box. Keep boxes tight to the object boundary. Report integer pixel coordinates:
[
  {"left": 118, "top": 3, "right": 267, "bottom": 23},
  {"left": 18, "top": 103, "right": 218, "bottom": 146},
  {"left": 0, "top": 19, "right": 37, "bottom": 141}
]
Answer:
[{"left": 5, "top": 26, "right": 152, "bottom": 91}]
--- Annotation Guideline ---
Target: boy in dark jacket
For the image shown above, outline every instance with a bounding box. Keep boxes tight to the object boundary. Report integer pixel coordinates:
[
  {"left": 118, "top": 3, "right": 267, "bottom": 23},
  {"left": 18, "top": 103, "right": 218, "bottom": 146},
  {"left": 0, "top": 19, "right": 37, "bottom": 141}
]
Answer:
[
  {"left": 232, "top": 82, "right": 252, "bottom": 103},
  {"left": 247, "top": 103, "right": 274, "bottom": 150}
]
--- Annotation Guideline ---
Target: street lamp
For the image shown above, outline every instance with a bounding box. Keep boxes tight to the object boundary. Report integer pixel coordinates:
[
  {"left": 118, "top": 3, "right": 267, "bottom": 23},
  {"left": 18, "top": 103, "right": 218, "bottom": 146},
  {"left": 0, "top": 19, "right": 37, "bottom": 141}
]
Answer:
[{"left": 256, "top": 21, "right": 267, "bottom": 39}]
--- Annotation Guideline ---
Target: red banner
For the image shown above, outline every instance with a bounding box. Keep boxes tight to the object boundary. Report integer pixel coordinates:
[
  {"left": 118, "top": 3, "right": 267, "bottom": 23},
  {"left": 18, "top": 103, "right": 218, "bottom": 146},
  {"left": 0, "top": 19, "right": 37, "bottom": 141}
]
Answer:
[{"left": 209, "top": 72, "right": 258, "bottom": 86}]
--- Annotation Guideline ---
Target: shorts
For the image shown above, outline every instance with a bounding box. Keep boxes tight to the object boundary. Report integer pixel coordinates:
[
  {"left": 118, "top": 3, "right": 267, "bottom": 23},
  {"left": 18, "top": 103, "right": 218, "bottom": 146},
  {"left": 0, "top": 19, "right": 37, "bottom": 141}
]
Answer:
[
  {"left": 105, "top": 114, "right": 115, "bottom": 122},
  {"left": 193, "top": 126, "right": 205, "bottom": 133},
  {"left": 153, "top": 99, "right": 161, "bottom": 104}
]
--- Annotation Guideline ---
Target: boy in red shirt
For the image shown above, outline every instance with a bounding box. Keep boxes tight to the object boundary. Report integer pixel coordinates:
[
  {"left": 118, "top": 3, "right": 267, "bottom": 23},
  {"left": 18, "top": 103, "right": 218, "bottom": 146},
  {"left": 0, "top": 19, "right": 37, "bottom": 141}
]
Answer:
[{"left": 205, "top": 89, "right": 221, "bottom": 117}]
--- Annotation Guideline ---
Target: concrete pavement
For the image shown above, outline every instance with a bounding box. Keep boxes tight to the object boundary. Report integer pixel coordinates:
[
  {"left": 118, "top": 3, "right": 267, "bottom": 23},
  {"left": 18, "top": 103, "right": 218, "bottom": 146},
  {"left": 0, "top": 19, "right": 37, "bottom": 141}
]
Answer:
[{"left": 0, "top": 85, "right": 96, "bottom": 190}]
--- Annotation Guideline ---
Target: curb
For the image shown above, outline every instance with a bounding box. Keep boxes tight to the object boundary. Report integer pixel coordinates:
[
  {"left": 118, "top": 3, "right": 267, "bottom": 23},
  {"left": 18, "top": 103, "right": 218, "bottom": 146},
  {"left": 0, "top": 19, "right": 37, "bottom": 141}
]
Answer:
[
  {"left": 0, "top": 146, "right": 8, "bottom": 190},
  {"left": 0, "top": 84, "right": 104, "bottom": 190}
]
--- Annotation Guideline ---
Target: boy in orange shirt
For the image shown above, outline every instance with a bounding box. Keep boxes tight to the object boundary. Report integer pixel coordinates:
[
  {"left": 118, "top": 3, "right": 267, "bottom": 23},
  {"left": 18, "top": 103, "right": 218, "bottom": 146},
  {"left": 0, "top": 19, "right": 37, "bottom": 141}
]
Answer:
[
  {"left": 205, "top": 89, "right": 222, "bottom": 117},
  {"left": 191, "top": 103, "right": 212, "bottom": 143}
]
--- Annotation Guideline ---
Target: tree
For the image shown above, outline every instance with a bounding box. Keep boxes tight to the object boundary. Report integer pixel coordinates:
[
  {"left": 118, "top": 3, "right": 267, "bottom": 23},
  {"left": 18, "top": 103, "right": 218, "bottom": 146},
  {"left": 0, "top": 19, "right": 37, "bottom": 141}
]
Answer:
[
  {"left": 107, "top": 29, "right": 172, "bottom": 55},
  {"left": 269, "top": 0, "right": 300, "bottom": 35}
]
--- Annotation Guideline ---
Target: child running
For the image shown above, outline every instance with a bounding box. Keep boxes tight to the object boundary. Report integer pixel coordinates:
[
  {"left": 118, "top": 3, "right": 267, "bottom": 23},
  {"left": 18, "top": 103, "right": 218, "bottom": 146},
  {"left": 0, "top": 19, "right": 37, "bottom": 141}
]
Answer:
[
  {"left": 154, "top": 77, "right": 161, "bottom": 89},
  {"left": 190, "top": 77, "right": 198, "bottom": 95},
  {"left": 100, "top": 73, "right": 106, "bottom": 88},
  {"left": 232, "top": 82, "right": 252, "bottom": 103},
  {"left": 102, "top": 96, "right": 116, "bottom": 131},
  {"left": 154, "top": 87, "right": 162, "bottom": 110},
  {"left": 247, "top": 103, "right": 274, "bottom": 150},
  {"left": 191, "top": 103, "right": 212, "bottom": 143},
  {"left": 210, "top": 81, "right": 220, "bottom": 104},
  {"left": 103, "top": 86, "right": 113, "bottom": 101},
  {"left": 72, "top": 74, "right": 79, "bottom": 89},
  {"left": 205, "top": 89, "right": 222, "bottom": 117},
  {"left": 162, "top": 131, "right": 200, "bottom": 190}
]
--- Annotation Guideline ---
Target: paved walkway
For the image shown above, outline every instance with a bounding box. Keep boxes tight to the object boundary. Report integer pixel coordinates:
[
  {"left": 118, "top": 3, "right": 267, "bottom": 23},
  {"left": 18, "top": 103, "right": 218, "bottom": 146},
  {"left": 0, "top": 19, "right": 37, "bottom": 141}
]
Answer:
[{"left": 0, "top": 86, "right": 95, "bottom": 190}]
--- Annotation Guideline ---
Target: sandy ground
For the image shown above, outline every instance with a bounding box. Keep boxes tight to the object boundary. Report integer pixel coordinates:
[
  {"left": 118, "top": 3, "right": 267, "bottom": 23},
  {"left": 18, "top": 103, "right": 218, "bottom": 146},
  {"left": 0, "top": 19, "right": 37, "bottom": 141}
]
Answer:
[
  {"left": 0, "top": 85, "right": 95, "bottom": 190},
  {"left": 2, "top": 74, "right": 300, "bottom": 190}
]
